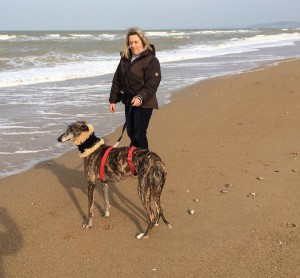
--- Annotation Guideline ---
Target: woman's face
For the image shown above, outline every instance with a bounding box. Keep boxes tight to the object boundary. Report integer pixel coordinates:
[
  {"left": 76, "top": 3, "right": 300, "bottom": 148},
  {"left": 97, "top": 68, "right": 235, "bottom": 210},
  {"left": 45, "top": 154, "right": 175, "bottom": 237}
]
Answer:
[{"left": 128, "top": 34, "right": 143, "bottom": 56}]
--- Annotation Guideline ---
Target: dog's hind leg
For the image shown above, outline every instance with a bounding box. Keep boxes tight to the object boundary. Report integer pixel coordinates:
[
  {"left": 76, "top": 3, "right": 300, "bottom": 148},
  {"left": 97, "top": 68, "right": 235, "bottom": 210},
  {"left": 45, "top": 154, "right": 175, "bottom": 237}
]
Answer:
[
  {"left": 153, "top": 187, "right": 172, "bottom": 229},
  {"left": 137, "top": 202, "right": 156, "bottom": 239},
  {"left": 102, "top": 183, "right": 110, "bottom": 217},
  {"left": 136, "top": 184, "right": 156, "bottom": 239},
  {"left": 82, "top": 181, "right": 95, "bottom": 229}
]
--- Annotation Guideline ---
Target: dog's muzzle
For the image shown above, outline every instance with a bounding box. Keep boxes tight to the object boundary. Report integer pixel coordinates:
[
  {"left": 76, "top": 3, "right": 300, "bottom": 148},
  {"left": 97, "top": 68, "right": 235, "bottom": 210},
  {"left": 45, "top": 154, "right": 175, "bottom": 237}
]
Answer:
[{"left": 57, "top": 133, "right": 72, "bottom": 142}]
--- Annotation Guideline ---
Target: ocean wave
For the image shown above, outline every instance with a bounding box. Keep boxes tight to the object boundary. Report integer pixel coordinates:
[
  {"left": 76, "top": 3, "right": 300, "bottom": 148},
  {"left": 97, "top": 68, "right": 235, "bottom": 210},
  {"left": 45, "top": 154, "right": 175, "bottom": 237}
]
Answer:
[
  {"left": 0, "top": 32, "right": 122, "bottom": 42},
  {"left": 1, "top": 30, "right": 299, "bottom": 88},
  {"left": 146, "top": 29, "right": 260, "bottom": 37},
  {"left": 159, "top": 32, "right": 300, "bottom": 63},
  {"left": 0, "top": 149, "right": 50, "bottom": 155},
  {"left": 0, "top": 58, "right": 118, "bottom": 88},
  {"left": 0, "top": 34, "right": 17, "bottom": 40},
  {"left": 0, "top": 126, "right": 40, "bottom": 129},
  {"left": 2, "top": 131, "right": 52, "bottom": 135}
]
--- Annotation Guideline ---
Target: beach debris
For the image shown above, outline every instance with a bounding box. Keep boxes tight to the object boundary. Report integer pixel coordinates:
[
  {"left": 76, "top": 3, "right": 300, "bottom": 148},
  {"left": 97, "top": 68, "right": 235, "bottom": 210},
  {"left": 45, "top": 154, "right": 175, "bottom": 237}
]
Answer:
[
  {"left": 193, "top": 198, "right": 199, "bottom": 202},
  {"left": 247, "top": 192, "right": 256, "bottom": 198},
  {"left": 274, "top": 170, "right": 279, "bottom": 173},
  {"left": 188, "top": 209, "right": 195, "bottom": 215},
  {"left": 63, "top": 233, "right": 73, "bottom": 240},
  {"left": 256, "top": 177, "right": 264, "bottom": 180},
  {"left": 186, "top": 189, "right": 190, "bottom": 193},
  {"left": 280, "top": 112, "right": 289, "bottom": 117},
  {"left": 219, "top": 184, "right": 232, "bottom": 194},
  {"left": 286, "top": 223, "right": 297, "bottom": 228},
  {"left": 292, "top": 169, "right": 299, "bottom": 172},
  {"left": 278, "top": 241, "right": 283, "bottom": 245},
  {"left": 257, "top": 204, "right": 263, "bottom": 208},
  {"left": 104, "top": 223, "right": 114, "bottom": 231},
  {"left": 152, "top": 268, "right": 157, "bottom": 271}
]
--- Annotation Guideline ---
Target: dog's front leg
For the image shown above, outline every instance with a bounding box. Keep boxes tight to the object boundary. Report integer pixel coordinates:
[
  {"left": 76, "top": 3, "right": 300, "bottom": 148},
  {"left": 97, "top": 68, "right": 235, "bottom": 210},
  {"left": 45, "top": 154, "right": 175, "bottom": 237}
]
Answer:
[
  {"left": 82, "top": 181, "right": 95, "bottom": 229},
  {"left": 102, "top": 183, "right": 110, "bottom": 217}
]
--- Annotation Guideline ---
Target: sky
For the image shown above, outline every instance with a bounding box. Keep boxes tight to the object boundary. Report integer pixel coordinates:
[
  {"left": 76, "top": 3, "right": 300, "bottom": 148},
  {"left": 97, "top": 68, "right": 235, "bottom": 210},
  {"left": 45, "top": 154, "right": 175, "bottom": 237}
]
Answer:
[{"left": 0, "top": 0, "right": 299, "bottom": 30}]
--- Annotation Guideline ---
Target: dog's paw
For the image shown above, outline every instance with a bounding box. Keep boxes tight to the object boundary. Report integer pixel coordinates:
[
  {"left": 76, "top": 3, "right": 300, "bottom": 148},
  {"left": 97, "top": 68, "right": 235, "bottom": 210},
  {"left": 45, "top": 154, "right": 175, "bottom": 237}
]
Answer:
[
  {"left": 82, "top": 223, "right": 91, "bottom": 229},
  {"left": 82, "top": 221, "right": 92, "bottom": 229},
  {"left": 102, "top": 210, "right": 110, "bottom": 218},
  {"left": 135, "top": 233, "right": 149, "bottom": 240}
]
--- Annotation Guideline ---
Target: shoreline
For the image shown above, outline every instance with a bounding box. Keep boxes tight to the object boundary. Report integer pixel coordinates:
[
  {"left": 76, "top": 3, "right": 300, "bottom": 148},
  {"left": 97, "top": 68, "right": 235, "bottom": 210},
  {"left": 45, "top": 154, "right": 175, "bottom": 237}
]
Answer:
[
  {"left": 1, "top": 57, "right": 298, "bottom": 180},
  {"left": 1, "top": 58, "right": 300, "bottom": 277}
]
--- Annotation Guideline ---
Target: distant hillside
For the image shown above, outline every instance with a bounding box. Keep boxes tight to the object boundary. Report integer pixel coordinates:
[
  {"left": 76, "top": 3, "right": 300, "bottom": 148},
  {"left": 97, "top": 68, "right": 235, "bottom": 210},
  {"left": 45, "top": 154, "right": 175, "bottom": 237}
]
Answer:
[{"left": 249, "top": 21, "right": 300, "bottom": 28}]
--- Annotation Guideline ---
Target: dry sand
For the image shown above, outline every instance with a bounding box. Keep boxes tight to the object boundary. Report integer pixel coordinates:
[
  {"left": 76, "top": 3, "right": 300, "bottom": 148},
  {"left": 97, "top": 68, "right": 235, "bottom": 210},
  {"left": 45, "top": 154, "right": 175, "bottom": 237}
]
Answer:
[{"left": 1, "top": 59, "right": 300, "bottom": 277}]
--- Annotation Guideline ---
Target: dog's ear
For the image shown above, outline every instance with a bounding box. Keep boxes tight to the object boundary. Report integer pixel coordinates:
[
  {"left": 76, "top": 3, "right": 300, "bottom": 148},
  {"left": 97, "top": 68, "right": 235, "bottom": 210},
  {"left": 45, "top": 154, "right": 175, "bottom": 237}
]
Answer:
[
  {"left": 82, "top": 124, "right": 89, "bottom": 132},
  {"left": 75, "top": 121, "right": 89, "bottom": 132},
  {"left": 76, "top": 120, "right": 86, "bottom": 125}
]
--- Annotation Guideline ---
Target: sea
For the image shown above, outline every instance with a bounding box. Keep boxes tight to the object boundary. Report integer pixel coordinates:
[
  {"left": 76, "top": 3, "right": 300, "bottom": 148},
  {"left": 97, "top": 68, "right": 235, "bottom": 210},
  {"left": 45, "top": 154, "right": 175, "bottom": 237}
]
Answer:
[{"left": 1, "top": 28, "right": 300, "bottom": 178}]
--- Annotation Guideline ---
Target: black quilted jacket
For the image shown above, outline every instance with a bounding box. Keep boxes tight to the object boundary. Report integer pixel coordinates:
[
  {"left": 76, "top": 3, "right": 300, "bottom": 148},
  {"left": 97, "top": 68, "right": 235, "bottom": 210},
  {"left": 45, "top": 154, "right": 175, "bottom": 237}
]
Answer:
[{"left": 109, "top": 44, "right": 161, "bottom": 109}]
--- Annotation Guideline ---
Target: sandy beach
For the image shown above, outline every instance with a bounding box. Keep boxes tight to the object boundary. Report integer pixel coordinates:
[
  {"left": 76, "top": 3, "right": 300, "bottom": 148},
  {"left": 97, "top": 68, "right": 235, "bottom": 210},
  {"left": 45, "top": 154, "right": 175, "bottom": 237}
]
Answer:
[{"left": 1, "top": 58, "right": 300, "bottom": 277}]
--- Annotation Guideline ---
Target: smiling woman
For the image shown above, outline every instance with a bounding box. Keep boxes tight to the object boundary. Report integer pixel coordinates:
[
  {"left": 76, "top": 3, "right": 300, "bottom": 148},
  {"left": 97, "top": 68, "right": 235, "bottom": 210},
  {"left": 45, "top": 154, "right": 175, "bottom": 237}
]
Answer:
[
  {"left": 128, "top": 35, "right": 143, "bottom": 57},
  {"left": 109, "top": 27, "right": 162, "bottom": 149}
]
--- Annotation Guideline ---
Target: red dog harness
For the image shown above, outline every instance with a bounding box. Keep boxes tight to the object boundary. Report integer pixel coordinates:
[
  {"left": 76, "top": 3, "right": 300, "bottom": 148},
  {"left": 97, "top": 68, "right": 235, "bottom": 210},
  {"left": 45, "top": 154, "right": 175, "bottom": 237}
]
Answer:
[
  {"left": 99, "top": 146, "right": 114, "bottom": 182},
  {"left": 99, "top": 146, "right": 137, "bottom": 182},
  {"left": 127, "top": 146, "right": 137, "bottom": 176}
]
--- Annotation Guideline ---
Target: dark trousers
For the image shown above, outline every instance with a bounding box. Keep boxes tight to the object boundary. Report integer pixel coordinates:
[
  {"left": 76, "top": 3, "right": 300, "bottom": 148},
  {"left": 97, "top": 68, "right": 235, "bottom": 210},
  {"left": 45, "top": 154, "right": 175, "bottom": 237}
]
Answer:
[{"left": 125, "top": 103, "right": 153, "bottom": 149}]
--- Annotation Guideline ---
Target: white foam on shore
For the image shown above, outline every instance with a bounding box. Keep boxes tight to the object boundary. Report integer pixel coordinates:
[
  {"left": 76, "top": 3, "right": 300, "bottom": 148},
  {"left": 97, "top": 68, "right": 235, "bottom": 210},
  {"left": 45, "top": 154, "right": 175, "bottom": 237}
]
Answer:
[
  {"left": 1, "top": 131, "right": 52, "bottom": 135},
  {"left": 0, "top": 149, "right": 50, "bottom": 155},
  {"left": 1, "top": 32, "right": 299, "bottom": 88}
]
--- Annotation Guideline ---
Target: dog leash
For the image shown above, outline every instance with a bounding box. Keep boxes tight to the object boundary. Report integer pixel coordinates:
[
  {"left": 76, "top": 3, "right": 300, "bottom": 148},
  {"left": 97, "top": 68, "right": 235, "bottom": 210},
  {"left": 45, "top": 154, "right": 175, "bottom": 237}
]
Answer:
[
  {"left": 113, "top": 122, "right": 127, "bottom": 147},
  {"left": 113, "top": 103, "right": 133, "bottom": 147}
]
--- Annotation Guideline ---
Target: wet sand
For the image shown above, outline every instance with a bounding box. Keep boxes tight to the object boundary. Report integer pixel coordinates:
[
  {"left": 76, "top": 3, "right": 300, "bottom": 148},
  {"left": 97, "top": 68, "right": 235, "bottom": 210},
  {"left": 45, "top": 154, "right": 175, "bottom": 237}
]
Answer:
[{"left": 1, "top": 59, "right": 300, "bottom": 277}]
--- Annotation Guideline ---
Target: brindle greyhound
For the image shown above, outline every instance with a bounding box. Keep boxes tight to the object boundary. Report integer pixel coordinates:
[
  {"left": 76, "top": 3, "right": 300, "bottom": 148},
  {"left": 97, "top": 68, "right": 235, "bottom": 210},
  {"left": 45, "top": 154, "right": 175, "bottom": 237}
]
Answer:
[{"left": 57, "top": 121, "right": 171, "bottom": 239}]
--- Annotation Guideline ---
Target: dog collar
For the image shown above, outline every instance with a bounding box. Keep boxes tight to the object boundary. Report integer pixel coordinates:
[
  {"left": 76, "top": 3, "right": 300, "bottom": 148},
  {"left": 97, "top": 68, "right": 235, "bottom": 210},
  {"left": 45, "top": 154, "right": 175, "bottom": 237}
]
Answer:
[
  {"left": 78, "top": 134, "right": 104, "bottom": 158},
  {"left": 78, "top": 132, "right": 98, "bottom": 152}
]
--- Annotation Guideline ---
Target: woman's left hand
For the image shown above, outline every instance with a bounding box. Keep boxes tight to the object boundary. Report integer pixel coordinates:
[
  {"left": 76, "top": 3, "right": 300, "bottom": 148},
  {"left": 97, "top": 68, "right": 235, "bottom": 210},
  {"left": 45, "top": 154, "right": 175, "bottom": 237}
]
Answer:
[{"left": 131, "top": 97, "right": 142, "bottom": 107}]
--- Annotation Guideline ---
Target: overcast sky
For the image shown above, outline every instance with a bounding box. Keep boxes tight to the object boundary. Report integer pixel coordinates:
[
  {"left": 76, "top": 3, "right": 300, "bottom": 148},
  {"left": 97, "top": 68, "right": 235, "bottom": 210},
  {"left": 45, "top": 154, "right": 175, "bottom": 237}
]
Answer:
[{"left": 0, "top": 0, "right": 299, "bottom": 30}]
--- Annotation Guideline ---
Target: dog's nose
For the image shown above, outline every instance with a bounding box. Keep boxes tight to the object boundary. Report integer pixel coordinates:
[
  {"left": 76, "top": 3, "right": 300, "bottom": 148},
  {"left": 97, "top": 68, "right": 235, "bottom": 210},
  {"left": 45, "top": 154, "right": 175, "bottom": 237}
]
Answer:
[{"left": 57, "top": 135, "right": 62, "bottom": 142}]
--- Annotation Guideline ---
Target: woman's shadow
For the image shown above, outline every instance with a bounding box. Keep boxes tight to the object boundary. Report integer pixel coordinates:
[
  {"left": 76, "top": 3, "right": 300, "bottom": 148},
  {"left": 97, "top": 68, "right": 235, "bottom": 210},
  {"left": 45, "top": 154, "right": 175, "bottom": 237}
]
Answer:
[
  {"left": 0, "top": 207, "right": 23, "bottom": 278},
  {"left": 44, "top": 159, "right": 147, "bottom": 232}
]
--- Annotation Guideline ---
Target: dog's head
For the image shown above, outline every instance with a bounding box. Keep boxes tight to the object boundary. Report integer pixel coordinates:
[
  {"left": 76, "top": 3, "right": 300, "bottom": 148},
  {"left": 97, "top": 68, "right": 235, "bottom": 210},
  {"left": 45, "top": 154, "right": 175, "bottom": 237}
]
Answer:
[{"left": 57, "top": 121, "right": 92, "bottom": 145}]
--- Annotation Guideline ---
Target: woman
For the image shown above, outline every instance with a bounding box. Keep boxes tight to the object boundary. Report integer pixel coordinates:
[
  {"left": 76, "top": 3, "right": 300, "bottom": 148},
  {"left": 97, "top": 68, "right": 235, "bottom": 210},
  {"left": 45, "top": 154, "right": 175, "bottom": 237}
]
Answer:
[{"left": 109, "top": 27, "right": 161, "bottom": 149}]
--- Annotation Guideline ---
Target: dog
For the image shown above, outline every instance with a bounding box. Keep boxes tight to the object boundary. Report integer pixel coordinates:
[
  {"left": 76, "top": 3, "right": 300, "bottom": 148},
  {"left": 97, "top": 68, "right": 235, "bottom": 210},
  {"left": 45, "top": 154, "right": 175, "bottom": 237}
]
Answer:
[{"left": 57, "top": 121, "right": 171, "bottom": 239}]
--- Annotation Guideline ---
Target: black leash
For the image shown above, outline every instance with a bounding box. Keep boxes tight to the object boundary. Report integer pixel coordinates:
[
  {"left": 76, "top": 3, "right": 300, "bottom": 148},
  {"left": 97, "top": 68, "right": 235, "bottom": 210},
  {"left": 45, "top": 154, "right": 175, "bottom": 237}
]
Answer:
[{"left": 113, "top": 104, "right": 133, "bottom": 147}]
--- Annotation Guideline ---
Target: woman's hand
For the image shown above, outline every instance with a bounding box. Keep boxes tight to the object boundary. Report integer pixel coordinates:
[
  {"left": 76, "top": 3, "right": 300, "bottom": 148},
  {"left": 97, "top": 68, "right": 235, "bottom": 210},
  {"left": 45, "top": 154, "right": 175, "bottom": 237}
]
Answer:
[
  {"left": 131, "top": 97, "right": 142, "bottom": 107},
  {"left": 109, "top": 103, "right": 116, "bottom": 112}
]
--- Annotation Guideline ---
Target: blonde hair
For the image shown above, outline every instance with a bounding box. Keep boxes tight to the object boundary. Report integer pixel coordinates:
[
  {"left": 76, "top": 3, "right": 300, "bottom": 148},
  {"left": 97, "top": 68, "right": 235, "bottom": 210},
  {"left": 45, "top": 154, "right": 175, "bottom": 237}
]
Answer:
[{"left": 123, "top": 27, "right": 152, "bottom": 58}]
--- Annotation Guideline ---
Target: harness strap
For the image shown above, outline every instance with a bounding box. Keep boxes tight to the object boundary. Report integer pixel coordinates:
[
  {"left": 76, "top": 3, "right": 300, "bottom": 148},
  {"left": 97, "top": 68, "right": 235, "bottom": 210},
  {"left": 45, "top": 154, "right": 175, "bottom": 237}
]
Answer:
[
  {"left": 99, "top": 146, "right": 114, "bottom": 182},
  {"left": 128, "top": 146, "right": 137, "bottom": 176}
]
